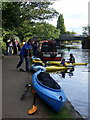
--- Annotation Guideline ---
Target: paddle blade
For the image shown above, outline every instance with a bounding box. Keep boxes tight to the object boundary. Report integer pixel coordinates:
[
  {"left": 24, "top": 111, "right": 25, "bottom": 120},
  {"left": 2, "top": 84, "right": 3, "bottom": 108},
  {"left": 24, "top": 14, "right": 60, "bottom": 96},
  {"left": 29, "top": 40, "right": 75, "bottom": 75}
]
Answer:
[
  {"left": 27, "top": 105, "right": 37, "bottom": 115},
  {"left": 31, "top": 89, "right": 36, "bottom": 93}
]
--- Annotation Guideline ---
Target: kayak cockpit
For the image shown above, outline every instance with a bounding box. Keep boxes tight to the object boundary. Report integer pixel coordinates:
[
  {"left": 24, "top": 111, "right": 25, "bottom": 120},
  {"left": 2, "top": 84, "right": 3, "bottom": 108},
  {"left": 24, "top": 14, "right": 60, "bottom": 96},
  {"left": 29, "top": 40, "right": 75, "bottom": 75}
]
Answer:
[{"left": 37, "top": 72, "right": 61, "bottom": 90}]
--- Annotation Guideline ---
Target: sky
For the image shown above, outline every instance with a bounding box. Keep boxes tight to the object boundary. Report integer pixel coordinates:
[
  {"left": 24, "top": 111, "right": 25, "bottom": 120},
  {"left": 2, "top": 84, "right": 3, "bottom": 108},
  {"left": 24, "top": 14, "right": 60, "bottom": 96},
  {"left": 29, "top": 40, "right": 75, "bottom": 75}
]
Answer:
[{"left": 47, "top": 0, "right": 89, "bottom": 35}]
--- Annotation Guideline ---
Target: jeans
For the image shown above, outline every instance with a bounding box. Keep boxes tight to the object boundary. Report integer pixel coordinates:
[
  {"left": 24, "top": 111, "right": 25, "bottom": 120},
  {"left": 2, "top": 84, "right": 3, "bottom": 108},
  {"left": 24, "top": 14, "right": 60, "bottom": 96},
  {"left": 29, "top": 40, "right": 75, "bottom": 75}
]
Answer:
[{"left": 17, "top": 53, "right": 29, "bottom": 71}]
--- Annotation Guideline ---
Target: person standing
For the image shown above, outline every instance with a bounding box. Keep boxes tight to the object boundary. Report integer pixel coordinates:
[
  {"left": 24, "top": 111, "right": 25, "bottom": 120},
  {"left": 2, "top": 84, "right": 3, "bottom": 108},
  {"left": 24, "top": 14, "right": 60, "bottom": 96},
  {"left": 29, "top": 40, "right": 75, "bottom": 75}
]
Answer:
[
  {"left": 8, "top": 41, "right": 13, "bottom": 55},
  {"left": 48, "top": 40, "right": 57, "bottom": 53},
  {"left": 32, "top": 41, "right": 38, "bottom": 57},
  {"left": 13, "top": 40, "right": 21, "bottom": 55},
  {"left": 16, "top": 39, "right": 32, "bottom": 72},
  {"left": 13, "top": 40, "right": 18, "bottom": 55}
]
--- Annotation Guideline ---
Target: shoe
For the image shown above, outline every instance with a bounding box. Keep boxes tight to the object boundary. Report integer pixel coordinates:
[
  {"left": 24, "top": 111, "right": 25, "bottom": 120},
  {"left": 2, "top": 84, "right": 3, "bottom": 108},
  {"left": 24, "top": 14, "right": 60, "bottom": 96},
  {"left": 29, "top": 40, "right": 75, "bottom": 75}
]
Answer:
[
  {"left": 19, "top": 68, "right": 25, "bottom": 72},
  {"left": 16, "top": 66, "right": 19, "bottom": 70},
  {"left": 26, "top": 69, "right": 31, "bottom": 72}
]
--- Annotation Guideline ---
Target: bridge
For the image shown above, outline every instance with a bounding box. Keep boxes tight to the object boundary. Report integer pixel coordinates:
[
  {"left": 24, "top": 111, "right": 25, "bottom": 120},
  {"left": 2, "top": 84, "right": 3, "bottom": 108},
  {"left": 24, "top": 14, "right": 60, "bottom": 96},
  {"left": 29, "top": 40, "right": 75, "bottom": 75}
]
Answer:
[
  {"left": 55, "top": 34, "right": 90, "bottom": 49},
  {"left": 59, "top": 34, "right": 85, "bottom": 41},
  {"left": 55, "top": 34, "right": 86, "bottom": 46}
]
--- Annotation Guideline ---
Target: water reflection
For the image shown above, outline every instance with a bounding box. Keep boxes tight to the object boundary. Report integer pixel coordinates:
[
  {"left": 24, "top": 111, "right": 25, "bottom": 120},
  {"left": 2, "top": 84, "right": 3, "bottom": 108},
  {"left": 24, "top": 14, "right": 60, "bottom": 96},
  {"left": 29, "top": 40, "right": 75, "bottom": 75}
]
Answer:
[
  {"left": 50, "top": 48, "right": 89, "bottom": 118},
  {"left": 61, "top": 66, "right": 75, "bottom": 78}
]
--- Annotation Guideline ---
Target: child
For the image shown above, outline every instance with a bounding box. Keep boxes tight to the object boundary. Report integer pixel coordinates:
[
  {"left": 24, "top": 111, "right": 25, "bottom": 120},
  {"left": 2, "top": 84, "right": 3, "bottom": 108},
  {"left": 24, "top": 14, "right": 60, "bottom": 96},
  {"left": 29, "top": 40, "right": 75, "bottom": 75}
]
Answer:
[{"left": 60, "top": 59, "right": 66, "bottom": 66}]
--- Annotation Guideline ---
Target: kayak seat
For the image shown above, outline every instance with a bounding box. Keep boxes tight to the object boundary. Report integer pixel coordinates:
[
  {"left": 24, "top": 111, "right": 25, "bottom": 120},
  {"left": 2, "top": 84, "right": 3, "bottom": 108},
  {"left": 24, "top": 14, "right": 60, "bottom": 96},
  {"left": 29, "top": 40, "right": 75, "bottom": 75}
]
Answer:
[{"left": 37, "top": 72, "right": 61, "bottom": 89}]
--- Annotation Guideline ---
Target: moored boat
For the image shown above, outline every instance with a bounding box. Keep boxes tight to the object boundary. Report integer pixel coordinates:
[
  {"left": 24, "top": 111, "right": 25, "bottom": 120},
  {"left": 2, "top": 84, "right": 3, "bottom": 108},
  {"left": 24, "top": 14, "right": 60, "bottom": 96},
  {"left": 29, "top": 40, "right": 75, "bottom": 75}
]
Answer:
[
  {"left": 40, "top": 40, "right": 62, "bottom": 61},
  {"left": 31, "top": 56, "right": 45, "bottom": 66},
  {"left": 71, "top": 63, "right": 87, "bottom": 66},
  {"left": 46, "top": 66, "right": 69, "bottom": 72},
  {"left": 32, "top": 70, "right": 67, "bottom": 112},
  {"left": 42, "top": 53, "right": 62, "bottom": 61},
  {"left": 31, "top": 63, "right": 70, "bottom": 72},
  {"left": 47, "top": 61, "right": 87, "bottom": 66},
  {"left": 31, "top": 63, "right": 46, "bottom": 72},
  {"left": 32, "top": 59, "right": 45, "bottom": 66},
  {"left": 31, "top": 56, "right": 41, "bottom": 61}
]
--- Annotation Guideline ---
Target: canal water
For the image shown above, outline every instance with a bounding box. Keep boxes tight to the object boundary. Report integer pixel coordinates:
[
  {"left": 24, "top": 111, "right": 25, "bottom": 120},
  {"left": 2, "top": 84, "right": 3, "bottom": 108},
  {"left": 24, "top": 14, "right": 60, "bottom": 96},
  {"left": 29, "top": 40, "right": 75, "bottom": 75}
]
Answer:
[{"left": 50, "top": 47, "right": 90, "bottom": 118}]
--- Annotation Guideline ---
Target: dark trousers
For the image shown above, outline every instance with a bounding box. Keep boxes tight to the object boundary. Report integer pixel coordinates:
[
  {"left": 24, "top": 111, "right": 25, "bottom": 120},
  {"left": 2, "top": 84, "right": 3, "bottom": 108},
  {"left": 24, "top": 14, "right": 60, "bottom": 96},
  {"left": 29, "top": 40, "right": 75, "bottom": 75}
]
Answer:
[
  {"left": 17, "top": 54, "right": 29, "bottom": 71},
  {"left": 33, "top": 49, "right": 38, "bottom": 57}
]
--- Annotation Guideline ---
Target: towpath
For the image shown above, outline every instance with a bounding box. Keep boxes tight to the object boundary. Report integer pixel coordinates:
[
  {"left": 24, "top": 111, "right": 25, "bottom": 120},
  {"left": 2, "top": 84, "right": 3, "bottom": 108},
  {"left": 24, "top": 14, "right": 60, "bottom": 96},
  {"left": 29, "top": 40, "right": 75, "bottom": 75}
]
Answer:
[
  {"left": 2, "top": 55, "right": 50, "bottom": 118},
  {"left": 2, "top": 55, "right": 84, "bottom": 119}
]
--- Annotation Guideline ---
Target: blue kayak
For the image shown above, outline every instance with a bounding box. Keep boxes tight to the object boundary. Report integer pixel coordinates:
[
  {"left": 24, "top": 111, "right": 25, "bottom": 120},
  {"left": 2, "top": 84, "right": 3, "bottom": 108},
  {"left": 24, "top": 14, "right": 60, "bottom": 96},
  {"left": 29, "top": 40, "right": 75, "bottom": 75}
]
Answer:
[
  {"left": 31, "top": 62, "right": 46, "bottom": 72},
  {"left": 32, "top": 70, "right": 67, "bottom": 112}
]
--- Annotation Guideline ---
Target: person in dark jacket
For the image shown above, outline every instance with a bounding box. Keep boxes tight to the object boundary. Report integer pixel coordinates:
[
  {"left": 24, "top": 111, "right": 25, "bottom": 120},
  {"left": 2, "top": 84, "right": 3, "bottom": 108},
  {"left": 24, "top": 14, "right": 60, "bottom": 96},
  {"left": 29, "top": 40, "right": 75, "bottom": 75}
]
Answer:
[
  {"left": 32, "top": 41, "right": 38, "bottom": 57},
  {"left": 16, "top": 39, "right": 32, "bottom": 71},
  {"left": 48, "top": 40, "right": 57, "bottom": 53},
  {"left": 69, "top": 54, "right": 75, "bottom": 63},
  {"left": 13, "top": 40, "right": 17, "bottom": 54}
]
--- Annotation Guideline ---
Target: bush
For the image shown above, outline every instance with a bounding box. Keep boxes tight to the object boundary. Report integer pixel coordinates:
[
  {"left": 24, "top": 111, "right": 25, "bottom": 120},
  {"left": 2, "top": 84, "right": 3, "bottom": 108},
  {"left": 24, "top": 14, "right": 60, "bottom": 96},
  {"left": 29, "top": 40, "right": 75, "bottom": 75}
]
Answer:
[{"left": 0, "top": 40, "right": 6, "bottom": 54}]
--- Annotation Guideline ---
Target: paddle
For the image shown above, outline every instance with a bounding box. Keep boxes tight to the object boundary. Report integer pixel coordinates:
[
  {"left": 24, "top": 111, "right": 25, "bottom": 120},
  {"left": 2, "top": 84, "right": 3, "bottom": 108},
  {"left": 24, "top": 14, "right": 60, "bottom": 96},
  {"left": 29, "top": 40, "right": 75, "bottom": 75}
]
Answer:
[
  {"left": 27, "top": 93, "right": 37, "bottom": 115},
  {"left": 21, "top": 84, "right": 31, "bottom": 100}
]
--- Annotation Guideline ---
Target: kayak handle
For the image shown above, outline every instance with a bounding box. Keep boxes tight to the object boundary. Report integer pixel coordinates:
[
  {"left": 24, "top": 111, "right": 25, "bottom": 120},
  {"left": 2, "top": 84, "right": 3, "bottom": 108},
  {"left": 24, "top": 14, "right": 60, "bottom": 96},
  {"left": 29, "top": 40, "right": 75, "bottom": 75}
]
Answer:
[{"left": 59, "top": 96, "right": 63, "bottom": 101}]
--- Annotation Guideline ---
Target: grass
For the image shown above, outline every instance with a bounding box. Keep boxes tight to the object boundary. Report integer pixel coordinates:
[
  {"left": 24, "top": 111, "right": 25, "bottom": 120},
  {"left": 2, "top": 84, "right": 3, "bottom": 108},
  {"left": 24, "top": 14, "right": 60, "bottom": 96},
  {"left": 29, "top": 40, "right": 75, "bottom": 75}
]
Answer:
[
  {"left": 46, "top": 107, "right": 75, "bottom": 119},
  {"left": 42, "top": 101, "right": 76, "bottom": 120}
]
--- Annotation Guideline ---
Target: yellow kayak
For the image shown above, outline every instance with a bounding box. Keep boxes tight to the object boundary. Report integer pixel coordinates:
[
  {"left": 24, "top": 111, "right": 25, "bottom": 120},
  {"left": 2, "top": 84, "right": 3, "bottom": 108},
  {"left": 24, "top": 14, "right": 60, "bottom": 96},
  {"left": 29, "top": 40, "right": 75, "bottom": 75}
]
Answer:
[
  {"left": 46, "top": 66, "right": 69, "bottom": 72},
  {"left": 31, "top": 60, "right": 70, "bottom": 72},
  {"left": 47, "top": 61, "right": 87, "bottom": 66},
  {"left": 31, "top": 59, "right": 74, "bottom": 72},
  {"left": 32, "top": 59, "right": 45, "bottom": 66},
  {"left": 47, "top": 61, "right": 61, "bottom": 66},
  {"left": 72, "top": 63, "right": 87, "bottom": 65}
]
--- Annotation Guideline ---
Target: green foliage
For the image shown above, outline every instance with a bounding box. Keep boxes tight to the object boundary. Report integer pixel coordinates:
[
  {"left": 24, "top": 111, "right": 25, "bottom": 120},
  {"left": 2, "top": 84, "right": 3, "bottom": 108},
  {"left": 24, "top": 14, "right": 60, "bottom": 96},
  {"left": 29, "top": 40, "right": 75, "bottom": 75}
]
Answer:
[
  {"left": 0, "top": 31, "right": 6, "bottom": 53},
  {"left": 2, "top": 2, "right": 21, "bottom": 30},
  {"left": 82, "top": 26, "right": 90, "bottom": 38},
  {"left": 2, "top": 2, "right": 59, "bottom": 31},
  {"left": 1, "top": 1, "right": 59, "bottom": 45},
  {"left": 66, "top": 31, "right": 77, "bottom": 35},
  {"left": 32, "top": 22, "right": 60, "bottom": 41},
  {"left": 43, "top": 104, "right": 75, "bottom": 119},
  {"left": 57, "top": 14, "right": 66, "bottom": 34},
  {"left": 0, "top": 1, "right": 2, "bottom": 10},
  {"left": 14, "top": 21, "right": 60, "bottom": 42},
  {"left": 20, "top": 2, "right": 59, "bottom": 21},
  {"left": 2, "top": 28, "right": 18, "bottom": 41},
  {"left": 1, "top": 41, "right": 6, "bottom": 53},
  {"left": 15, "top": 20, "right": 33, "bottom": 41}
]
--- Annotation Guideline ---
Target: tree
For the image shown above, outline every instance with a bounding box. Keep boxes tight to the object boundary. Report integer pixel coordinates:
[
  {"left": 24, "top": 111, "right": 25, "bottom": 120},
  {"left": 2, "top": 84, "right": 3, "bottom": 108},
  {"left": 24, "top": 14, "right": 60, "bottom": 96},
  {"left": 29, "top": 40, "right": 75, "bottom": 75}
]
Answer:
[
  {"left": 2, "top": 2, "right": 59, "bottom": 42},
  {"left": 82, "top": 26, "right": 90, "bottom": 37},
  {"left": 82, "top": 26, "right": 90, "bottom": 49},
  {"left": 2, "top": 2, "right": 21, "bottom": 30},
  {"left": 2, "top": 2, "right": 59, "bottom": 30},
  {"left": 57, "top": 14, "right": 66, "bottom": 34},
  {"left": 20, "top": 2, "right": 59, "bottom": 21},
  {"left": 66, "top": 31, "right": 76, "bottom": 35},
  {"left": 31, "top": 22, "right": 60, "bottom": 41}
]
